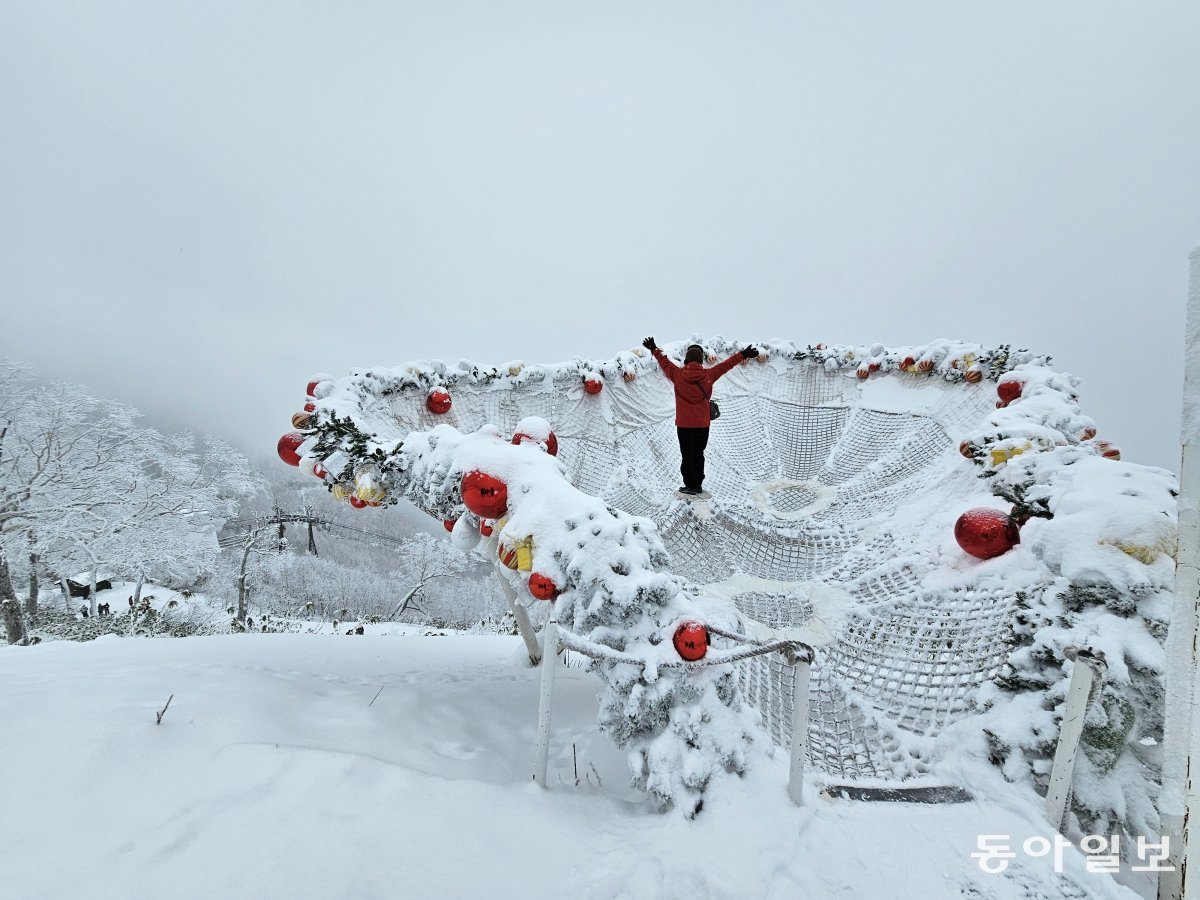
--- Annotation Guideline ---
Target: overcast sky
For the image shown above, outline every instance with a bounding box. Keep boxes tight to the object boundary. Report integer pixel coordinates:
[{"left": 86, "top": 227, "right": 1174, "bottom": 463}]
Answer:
[{"left": 2, "top": 1, "right": 1197, "bottom": 473}]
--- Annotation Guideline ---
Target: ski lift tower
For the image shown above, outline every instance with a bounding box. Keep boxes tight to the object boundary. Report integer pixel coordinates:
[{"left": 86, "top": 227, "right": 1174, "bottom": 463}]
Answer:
[{"left": 1161, "top": 244, "right": 1200, "bottom": 900}]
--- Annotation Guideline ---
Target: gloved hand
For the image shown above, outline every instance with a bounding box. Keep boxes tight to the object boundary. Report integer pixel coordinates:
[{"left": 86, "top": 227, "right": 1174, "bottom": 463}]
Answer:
[
  {"left": 642, "top": 337, "right": 657, "bottom": 351},
  {"left": 740, "top": 345, "right": 760, "bottom": 359}
]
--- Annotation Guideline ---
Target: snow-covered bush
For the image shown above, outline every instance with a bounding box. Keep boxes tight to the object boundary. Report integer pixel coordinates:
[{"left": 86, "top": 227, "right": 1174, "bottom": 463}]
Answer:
[{"left": 961, "top": 368, "right": 1176, "bottom": 839}]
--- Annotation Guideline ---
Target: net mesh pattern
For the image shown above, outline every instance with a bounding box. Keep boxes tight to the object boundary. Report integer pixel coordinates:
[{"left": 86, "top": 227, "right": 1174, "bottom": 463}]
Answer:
[{"left": 376, "top": 364, "right": 1015, "bottom": 780}]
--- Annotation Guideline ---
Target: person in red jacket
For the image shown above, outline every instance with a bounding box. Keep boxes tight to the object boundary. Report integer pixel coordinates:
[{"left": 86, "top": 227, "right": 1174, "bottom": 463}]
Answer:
[{"left": 643, "top": 337, "right": 759, "bottom": 495}]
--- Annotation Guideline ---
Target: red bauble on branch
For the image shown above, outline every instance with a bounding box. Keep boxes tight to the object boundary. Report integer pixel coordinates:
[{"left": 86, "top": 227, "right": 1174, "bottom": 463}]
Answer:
[
  {"left": 312, "top": 462, "right": 327, "bottom": 479},
  {"left": 997, "top": 380, "right": 1023, "bottom": 404},
  {"left": 277, "top": 432, "right": 305, "bottom": 466},
  {"left": 528, "top": 573, "right": 559, "bottom": 601},
  {"left": 673, "top": 622, "right": 709, "bottom": 661},
  {"left": 512, "top": 431, "right": 559, "bottom": 456},
  {"left": 461, "top": 471, "right": 508, "bottom": 519},
  {"left": 349, "top": 495, "right": 367, "bottom": 509},
  {"left": 954, "top": 508, "right": 1020, "bottom": 559},
  {"left": 427, "top": 390, "right": 453, "bottom": 415},
  {"left": 443, "top": 518, "right": 456, "bottom": 533},
  {"left": 304, "top": 401, "right": 316, "bottom": 413},
  {"left": 479, "top": 520, "right": 494, "bottom": 537},
  {"left": 583, "top": 377, "right": 603, "bottom": 395},
  {"left": 306, "top": 380, "right": 320, "bottom": 398}
]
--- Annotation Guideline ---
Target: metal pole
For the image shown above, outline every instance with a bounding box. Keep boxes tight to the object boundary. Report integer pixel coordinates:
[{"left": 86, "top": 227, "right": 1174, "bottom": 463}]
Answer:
[
  {"left": 1161, "top": 244, "right": 1200, "bottom": 900},
  {"left": 1044, "top": 649, "right": 1101, "bottom": 831},
  {"left": 533, "top": 617, "right": 559, "bottom": 787},
  {"left": 496, "top": 568, "right": 542, "bottom": 665},
  {"left": 787, "top": 652, "right": 812, "bottom": 806}
]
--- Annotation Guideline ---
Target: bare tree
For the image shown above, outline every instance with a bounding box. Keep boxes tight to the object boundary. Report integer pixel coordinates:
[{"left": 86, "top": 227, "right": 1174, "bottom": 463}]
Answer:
[{"left": 387, "top": 533, "right": 476, "bottom": 622}]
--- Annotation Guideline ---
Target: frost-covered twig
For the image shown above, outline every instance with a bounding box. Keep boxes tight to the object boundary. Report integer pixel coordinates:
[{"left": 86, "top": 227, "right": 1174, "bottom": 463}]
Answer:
[{"left": 155, "top": 694, "right": 174, "bottom": 725}]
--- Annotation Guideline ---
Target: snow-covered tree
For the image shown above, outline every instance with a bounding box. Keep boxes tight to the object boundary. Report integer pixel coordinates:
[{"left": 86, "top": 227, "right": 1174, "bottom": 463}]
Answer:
[
  {"left": 307, "top": 416, "right": 760, "bottom": 815},
  {"left": 386, "top": 532, "right": 478, "bottom": 622},
  {"left": 958, "top": 369, "right": 1175, "bottom": 841},
  {"left": 0, "top": 363, "right": 260, "bottom": 620}
]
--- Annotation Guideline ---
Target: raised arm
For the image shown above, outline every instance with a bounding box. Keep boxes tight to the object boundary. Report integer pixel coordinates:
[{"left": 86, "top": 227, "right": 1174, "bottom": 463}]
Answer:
[
  {"left": 707, "top": 352, "right": 743, "bottom": 384},
  {"left": 651, "top": 347, "right": 681, "bottom": 383}
]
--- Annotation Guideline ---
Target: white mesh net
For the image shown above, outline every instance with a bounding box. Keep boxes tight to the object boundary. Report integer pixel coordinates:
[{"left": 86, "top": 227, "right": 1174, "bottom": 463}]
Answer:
[{"left": 325, "top": 343, "right": 1056, "bottom": 781}]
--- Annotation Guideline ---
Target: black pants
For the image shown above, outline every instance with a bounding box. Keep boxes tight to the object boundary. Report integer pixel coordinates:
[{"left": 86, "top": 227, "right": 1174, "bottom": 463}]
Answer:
[{"left": 677, "top": 427, "right": 710, "bottom": 491}]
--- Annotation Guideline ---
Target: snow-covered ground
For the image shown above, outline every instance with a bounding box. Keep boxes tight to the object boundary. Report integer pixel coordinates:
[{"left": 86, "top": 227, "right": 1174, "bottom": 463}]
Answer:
[{"left": 2, "top": 633, "right": 1140, "bottom": 899}]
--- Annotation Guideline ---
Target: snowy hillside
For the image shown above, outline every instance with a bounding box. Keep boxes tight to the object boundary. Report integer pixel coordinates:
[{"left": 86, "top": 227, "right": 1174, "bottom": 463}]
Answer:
[{"left": 1, "top": 633, "right": 1139, "bottom": 900}]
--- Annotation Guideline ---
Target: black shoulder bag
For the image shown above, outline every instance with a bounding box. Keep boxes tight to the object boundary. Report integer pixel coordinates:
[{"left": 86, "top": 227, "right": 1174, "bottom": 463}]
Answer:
[{"left": 706, "top": 382, "right": 720, "bottom": 420}]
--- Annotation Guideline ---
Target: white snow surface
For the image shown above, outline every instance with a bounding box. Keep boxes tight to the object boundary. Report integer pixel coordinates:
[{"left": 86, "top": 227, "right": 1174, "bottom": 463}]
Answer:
[{"left": 1, "top": 634, "right": 1138, "bottom": 900}]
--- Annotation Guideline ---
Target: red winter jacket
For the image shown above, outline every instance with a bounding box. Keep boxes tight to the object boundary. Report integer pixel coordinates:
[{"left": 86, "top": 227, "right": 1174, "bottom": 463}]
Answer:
[{"left": 652, "top": 348, "right": 742, "bottom": 428}]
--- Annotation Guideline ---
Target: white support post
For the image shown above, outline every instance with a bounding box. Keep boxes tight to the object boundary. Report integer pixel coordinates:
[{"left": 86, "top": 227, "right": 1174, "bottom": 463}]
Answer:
[
  {"left": 496, "top": 566, "right": 542, "bottom": 666},
  {"left": 787, "top": 652, "right": 812, "bottom": 806},
  {"left": 1045, "top": 650, "right": 1100, "bottom": 832},
  {"left": 532, "top": 617, "right": 559, "bottom": 787},
  {"left": 1161, "top": 244, "right": 1200, "bottom": 900}
]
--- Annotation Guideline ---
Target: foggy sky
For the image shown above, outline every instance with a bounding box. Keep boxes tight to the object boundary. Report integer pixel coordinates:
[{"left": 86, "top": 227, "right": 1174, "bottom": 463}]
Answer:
[{"left": 2, "top": 1, "right": 1198, "bottom": 473}]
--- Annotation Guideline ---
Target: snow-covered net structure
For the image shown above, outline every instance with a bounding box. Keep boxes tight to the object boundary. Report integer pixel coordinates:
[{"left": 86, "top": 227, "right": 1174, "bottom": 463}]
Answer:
[{"left": 293, "top": 338, "right": 1175, "bottom": 828}]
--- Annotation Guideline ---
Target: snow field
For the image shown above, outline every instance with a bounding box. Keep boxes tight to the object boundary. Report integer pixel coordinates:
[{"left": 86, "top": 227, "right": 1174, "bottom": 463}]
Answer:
[{"left": 0, "top": 635, "right": 1136, "bottom": 900}]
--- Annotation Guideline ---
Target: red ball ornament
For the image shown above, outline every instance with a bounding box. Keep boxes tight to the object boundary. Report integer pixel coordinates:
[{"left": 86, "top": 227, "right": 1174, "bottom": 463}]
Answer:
[
  {"left": 868, "top": 361, "right": 880, "bottom": 373},
  {"left": 900, "top": 356, "right": 915, "bottom": 371},
  {"left": 277, "top": 432, "right": 305, "bottom": 467},
  {"left": 349, "top": 495, "right": 367, "bottom": 509},
  {"left": 959, "top": 440, "right": 977, "bottom": 459},
  {"left": 427, "top": 390, "right": 452, "bottom": 415},
  {"left": 528, "top": 573, "right": 559, "bottom": 601},
  {"left": 479, "top": 520, "right": 494, "bottom": 538},
  {"left": 306, "top": 380, "right": 320, "bottom": 398},
  {"left": 673, "top": 622, "right": 709, "bottom": 662},
  {"left": 443, "top": 518, "right": 456, "bottom": 533},
  {"left": 304, "top": 401, "right": 316, "bottom": 413},
  {"left": 1096, "top": 441, "right": 1121, "bottom": 460},
  {"left": 583, "top": 377, "right": 603, "bottom": 395},
  {"left": 954, "top": 508, "right": 1021, "bottom": 559},
  {"left": 512, "top": 431, "right": 559, "bottom": 456},
  {"left": 997, "top": 380, "right": 1023, "bottom": 404},
  {"left": 1079, "top": 426, "right": 1097, "bottom": 441},
  {"left": 312, "top": 462, "right": 327, "bottom": 479},
  {"left": 461, "top": 470, "right": 508, "bottom": 519}
]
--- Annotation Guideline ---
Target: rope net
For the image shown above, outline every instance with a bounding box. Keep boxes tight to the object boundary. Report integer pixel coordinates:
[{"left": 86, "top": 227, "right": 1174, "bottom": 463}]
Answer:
[{"left": 315, "top": 340, "right": 1060, "bottom": 781}]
